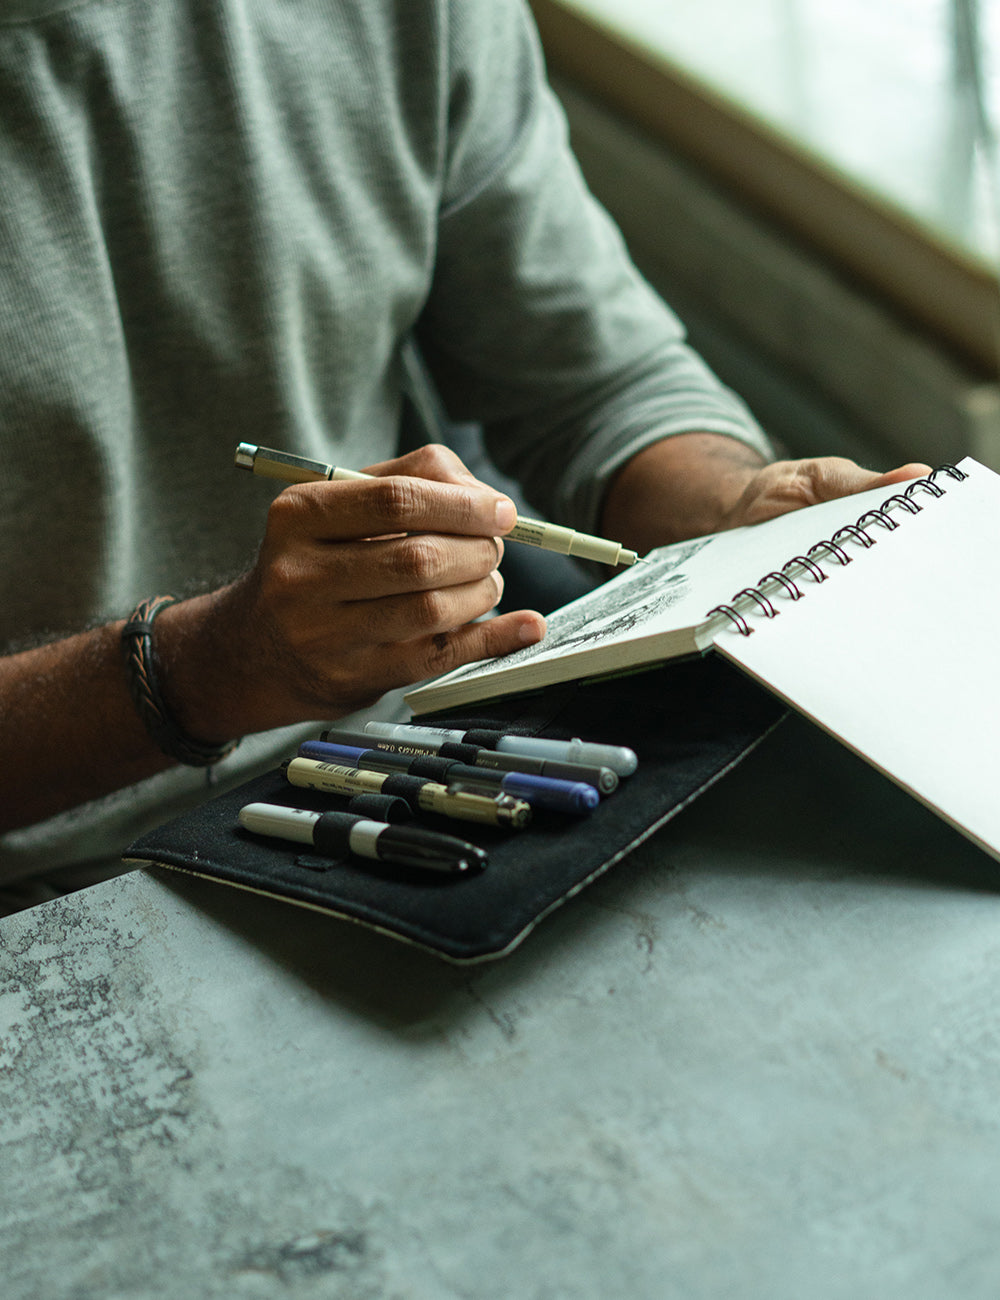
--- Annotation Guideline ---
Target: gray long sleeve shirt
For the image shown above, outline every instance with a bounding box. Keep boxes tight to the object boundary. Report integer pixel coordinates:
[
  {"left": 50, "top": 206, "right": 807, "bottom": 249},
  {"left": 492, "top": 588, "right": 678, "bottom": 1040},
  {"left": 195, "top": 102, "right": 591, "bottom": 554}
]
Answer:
[{"left": 0, "top": 0, "right": 768, "bottom": 878}]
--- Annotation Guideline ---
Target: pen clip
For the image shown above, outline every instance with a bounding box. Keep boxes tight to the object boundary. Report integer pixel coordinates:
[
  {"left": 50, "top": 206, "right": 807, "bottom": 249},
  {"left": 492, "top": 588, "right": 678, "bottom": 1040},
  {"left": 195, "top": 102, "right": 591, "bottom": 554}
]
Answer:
[
  {"left": 443, "top": 778, "right": 492, "bottom": 798},
  {"left": 444, "top": 780, "right": 517, "bottom": 810}
]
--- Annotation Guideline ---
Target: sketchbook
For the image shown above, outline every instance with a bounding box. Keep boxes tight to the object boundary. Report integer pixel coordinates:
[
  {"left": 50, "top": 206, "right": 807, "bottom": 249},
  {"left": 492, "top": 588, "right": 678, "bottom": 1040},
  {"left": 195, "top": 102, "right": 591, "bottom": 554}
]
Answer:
[{"left": 406, "top": 456, "right": 1000, "bottom": 864}]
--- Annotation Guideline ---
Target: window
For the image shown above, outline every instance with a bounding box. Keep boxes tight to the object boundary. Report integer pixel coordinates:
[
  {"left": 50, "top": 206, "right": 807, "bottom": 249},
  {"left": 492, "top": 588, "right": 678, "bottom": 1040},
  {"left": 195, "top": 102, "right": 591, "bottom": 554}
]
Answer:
[
  {"left": 532, "top": 0, "right": 1000, "bottom": 375},
  {"left": 559, "top": 0, "right": 999, "bottom": 264}
]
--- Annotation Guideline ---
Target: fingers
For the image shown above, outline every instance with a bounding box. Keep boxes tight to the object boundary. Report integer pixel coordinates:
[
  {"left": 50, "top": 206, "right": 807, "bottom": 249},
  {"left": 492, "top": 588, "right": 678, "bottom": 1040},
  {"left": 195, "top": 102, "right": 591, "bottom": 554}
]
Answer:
[
  {"left": 256, "top": 528, "right": 507, "bottom": 631},
  {"left": 392, "top": 609, "right": 547, "bottom": 685},
  {"left": 359, "top": 442, "right": 485, "bottom": 487},
  {"left": 300, "top": 570, "right": 510, "bottom": 651},
  {"left": 730, "top": 456, "right": 934, "bottom": 527},
  {"left": 262, "top": 552, "right": 533, "bottom": 667},
  {"left": 303, "top": 533, "right": 508, "bottom": 600},
  {"left": 267, "top": 472, "right": 517, "bottom": 545},
  {"left": 239, "top": 571, "right": 545, "bottom": 727},
  {"left": 311, "top": 608, "right": 546, "bottom": 720},
  {"left": 216, "top": 557, "right": 543, "bottom": 730}
]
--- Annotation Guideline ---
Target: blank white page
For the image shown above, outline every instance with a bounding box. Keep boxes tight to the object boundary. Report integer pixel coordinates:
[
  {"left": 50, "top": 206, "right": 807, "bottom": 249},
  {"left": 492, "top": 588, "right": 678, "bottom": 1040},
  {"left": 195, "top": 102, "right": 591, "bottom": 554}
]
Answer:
[{"left": 714, "top": 459, "right": 1000, "bottom": 863}]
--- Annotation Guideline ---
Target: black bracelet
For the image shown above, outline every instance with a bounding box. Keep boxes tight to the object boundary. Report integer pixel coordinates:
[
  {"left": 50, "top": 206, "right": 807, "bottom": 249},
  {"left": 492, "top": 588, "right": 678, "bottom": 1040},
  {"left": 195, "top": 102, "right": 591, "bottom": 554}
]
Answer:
[{"left": 121, "top": 595, "right": 239, "bottom": 768}]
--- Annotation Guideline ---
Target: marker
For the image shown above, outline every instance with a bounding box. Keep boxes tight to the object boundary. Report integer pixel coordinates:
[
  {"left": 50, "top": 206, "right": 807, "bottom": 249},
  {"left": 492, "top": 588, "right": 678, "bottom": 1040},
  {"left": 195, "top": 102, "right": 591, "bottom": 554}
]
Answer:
[
  {"left": 364, "top": 721, "right": 639, "bottom": 777},
  {"left": 284, "top": 757, "right": 532, "bottom": 829},
  {"left": 238, "top": 803, "right": 487, "bottom": 874},
  {"left": 320, "top": 726, "right": 619, "bottom": 794},
  {"left": 235, "top": 442, "right": 643, "bottom": 568},
  {"left": 299, "top": 740, "right": 599, "bottom": 815}
]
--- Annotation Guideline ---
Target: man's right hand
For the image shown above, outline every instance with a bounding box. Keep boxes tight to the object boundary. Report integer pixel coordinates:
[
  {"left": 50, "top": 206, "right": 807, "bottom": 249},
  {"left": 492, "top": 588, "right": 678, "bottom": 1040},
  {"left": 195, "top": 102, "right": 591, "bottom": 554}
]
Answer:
[
  {"left": 154, "top": 443, "right": 547, "bottom": 745},
  {"left": 0, "top": 444, "right": 546, "bottom": 832}
]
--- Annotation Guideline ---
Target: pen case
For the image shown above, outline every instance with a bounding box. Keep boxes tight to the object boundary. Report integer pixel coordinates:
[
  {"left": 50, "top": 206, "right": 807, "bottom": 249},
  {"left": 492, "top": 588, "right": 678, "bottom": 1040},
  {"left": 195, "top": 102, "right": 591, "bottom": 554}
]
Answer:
[{"left": 123, "top": 654, "right": 785, "bottom": 962}]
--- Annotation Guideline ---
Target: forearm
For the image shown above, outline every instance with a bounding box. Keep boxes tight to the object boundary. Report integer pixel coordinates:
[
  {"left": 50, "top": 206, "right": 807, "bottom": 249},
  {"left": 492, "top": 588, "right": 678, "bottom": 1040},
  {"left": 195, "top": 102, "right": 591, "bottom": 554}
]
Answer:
[
  {"left": 600, "top": 433, "right": 768, "bottom": 552},
  {"left": 0, "top": 446, "right": 545, "bottom": 833},
  {"left": 0, "top": 622, "right": 177, "bottom": 832},
  {"left": 600, "top": 432, "right": 933, "bottom": 555},
  {"left": 0, "top": 582, "right": 309, "bottom": 835}
]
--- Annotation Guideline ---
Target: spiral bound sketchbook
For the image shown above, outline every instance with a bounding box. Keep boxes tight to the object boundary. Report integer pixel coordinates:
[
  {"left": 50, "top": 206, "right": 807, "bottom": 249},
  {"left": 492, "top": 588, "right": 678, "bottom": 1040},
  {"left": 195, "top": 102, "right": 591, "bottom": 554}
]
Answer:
[{"left": 406, "top": 456, "right": 1000, "bottom": 864}]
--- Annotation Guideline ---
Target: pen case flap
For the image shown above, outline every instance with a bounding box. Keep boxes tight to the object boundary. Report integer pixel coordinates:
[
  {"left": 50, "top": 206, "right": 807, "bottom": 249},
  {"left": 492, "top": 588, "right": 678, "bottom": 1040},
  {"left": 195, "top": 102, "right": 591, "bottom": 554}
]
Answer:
[{"left": 124, "top": 655, "right": 784, "bottom": 961}]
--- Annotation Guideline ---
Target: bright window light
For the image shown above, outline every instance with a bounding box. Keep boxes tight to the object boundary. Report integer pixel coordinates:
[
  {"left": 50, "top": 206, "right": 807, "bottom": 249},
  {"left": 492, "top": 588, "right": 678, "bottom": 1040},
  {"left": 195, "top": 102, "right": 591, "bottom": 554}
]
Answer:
[{"left": 560, "top": 0, "right": 1000, "bottom": 264}]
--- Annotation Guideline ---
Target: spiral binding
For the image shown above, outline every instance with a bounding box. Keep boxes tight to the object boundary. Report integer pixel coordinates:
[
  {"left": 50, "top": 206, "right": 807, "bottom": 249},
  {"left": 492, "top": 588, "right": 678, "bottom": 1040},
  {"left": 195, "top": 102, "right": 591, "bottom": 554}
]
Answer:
[{"left": 706, "top": 464, "right": 966, "bottom": 636}]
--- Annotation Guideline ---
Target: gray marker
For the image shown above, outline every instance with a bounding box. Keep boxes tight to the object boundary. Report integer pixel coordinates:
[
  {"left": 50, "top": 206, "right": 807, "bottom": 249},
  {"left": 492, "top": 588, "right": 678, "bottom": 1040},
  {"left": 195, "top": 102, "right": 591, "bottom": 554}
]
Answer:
[
  {"left": 365, "top": 721, "right": 638, "bottom": 777},
  {"left": 321, "top": 726, "right": 619, "bottom": 794}
]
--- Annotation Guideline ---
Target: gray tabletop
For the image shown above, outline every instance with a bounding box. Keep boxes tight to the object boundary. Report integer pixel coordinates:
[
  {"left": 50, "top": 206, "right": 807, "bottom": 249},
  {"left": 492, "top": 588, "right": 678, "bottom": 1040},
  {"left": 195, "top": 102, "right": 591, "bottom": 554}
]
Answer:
[{"left": 3, "top": 714, "right": 999, "bottom": 1300}]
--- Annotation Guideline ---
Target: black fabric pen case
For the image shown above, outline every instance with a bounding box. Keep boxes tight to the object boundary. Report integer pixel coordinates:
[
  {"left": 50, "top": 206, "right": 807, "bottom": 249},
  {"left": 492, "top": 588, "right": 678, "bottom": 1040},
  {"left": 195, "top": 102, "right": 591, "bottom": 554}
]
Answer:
[{"left": 124, "top": 655, "right": 785, "bottom": 962}]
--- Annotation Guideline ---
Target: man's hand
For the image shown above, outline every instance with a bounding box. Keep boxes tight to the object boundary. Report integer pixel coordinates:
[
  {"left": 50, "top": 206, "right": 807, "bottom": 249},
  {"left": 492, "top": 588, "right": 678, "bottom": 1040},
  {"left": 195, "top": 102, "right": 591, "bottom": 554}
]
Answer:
[
  {"left": 601, "top": 433, "right": 932, "bottom": 555},
  {"left": 0, "top": 444, "right": 546, "bottom": 831},
  {"left": 155, "top": 444, "right": 547, "bottom": 742},
  {"left": 715, "top": 455, "right": 936, "bottom": 530}
]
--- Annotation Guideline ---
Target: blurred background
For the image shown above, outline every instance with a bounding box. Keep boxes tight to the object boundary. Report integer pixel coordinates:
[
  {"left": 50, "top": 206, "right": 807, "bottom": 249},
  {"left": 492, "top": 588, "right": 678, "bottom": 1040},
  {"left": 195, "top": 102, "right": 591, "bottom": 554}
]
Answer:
[{"left": 530, "top": 0, "right": 1000, "bottom": 473}]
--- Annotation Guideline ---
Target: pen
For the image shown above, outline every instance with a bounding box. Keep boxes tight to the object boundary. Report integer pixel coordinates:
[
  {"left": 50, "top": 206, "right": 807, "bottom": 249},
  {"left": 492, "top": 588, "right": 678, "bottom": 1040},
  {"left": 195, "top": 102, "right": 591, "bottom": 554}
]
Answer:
[
  {"left": 299, "top": 740, "right": 600, "bottom": 815},
  {"left": 238, "top": 802, "right": 487, "bottom": 874},
  {"left": 284, "top": 757, "right": 532, "bottom": 829},
  {"left": 320, "top": 726, "right": 619, "bottom": 794},
  {"left": 364, "top": 721, "right": 639, "bottom": 777},
  {"left": 235, "top": 442, "right": 643, "bottom": 568}
]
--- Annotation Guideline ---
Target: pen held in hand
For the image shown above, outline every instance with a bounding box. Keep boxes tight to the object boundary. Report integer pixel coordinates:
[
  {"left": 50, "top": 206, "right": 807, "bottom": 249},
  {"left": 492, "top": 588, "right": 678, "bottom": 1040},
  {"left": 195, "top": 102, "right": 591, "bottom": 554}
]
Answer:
[
  {"left": 238, "top": 802, "right": 487, "bottom": 874},
  {"left": 234, "top": 442, "right": 644, "bottom": 568}
]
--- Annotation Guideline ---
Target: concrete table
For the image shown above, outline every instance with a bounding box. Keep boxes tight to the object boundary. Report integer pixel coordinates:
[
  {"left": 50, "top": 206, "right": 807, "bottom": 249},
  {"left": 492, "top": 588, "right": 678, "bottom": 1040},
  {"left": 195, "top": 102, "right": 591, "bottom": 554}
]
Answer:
[{"left": 2, "top": 715, "right": 999, "bottom": 1299}]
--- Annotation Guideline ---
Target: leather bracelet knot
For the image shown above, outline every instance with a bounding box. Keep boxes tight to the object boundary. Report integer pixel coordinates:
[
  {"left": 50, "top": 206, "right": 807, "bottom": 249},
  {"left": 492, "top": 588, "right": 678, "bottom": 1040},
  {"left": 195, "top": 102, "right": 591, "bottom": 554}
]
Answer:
[{"left": 121, "top": 595, "right": 239, "bottom": 768}]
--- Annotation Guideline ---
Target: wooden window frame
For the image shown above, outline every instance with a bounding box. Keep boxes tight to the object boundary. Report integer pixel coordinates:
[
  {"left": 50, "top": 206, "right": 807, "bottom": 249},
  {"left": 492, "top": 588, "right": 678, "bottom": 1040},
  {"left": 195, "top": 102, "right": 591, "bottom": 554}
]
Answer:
[{"left": 530, "top": 0, "right": 1000, "bottom": 376}]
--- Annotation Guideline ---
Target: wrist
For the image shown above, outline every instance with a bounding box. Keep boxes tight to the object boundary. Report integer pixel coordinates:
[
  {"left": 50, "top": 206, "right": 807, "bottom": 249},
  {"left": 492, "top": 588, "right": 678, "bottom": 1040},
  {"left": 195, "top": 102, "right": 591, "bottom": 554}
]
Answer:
[
  {"left": 121, "top": 596, "right": 240, "bottom": 766},
  {"left": 151, "top": 588, "right": 250, "bottom": 750}
]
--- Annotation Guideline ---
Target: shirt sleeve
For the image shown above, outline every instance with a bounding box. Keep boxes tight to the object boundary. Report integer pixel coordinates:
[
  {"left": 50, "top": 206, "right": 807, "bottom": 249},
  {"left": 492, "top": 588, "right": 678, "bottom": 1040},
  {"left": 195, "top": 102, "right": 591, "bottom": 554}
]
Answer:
[{"left": 415, "top": 0, "right": 772, "bottom": 534}]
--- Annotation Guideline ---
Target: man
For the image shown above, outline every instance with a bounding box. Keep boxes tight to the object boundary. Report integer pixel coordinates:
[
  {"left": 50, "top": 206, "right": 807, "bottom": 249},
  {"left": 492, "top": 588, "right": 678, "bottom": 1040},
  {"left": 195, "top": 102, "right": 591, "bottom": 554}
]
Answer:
[{"left": 0, "top": 0, "right": 925, "bottom": 903}]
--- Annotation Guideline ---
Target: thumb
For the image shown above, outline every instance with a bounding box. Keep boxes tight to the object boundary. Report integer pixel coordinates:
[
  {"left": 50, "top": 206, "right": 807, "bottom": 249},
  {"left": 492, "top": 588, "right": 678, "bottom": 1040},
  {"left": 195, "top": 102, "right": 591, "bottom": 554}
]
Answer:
[
  {"left": 862, "top": 462, "right": 934, "bottom": 491},
  {"left": 811, "top": 458, "right": 932, "bottom": 503}
]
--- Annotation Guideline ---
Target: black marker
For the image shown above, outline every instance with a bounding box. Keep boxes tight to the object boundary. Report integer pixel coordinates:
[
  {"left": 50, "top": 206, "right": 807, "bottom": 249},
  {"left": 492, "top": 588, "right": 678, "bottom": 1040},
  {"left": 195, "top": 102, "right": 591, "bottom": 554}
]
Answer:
[{"left": 238, "top": 803, "right": 487, "bottom": 874}]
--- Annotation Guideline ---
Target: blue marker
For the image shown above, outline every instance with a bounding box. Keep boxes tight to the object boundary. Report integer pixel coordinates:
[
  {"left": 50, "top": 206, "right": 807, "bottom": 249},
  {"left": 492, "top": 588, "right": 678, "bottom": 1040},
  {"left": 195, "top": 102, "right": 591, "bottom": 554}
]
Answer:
[{"left": 299, "top": 740, "right": 600, "bottom": 815}]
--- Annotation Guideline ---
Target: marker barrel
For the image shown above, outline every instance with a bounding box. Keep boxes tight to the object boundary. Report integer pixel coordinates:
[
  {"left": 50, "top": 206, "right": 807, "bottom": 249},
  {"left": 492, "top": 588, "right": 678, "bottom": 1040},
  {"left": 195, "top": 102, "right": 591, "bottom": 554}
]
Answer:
[
  {"left": 300, "top": 740, "right": 598, "bottom": 814},
  {"left": 238, "top": 803, "right": 487, "bottom": 873},
  {"left": 322, "top": 726, "right": 618, "bottom": 794},
  {"left": 365, "top": 721, "right": 638, "bottom": 777},
  {"left": 285, "top": 758, "right": 531, "bottom": 829}
]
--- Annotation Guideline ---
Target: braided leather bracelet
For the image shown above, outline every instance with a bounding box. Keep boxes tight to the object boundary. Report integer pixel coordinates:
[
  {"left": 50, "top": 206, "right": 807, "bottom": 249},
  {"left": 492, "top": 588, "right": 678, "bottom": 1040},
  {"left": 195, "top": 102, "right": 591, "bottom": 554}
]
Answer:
[{"left": 121, "top": 595, "right": 239, "bottom": 767}]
